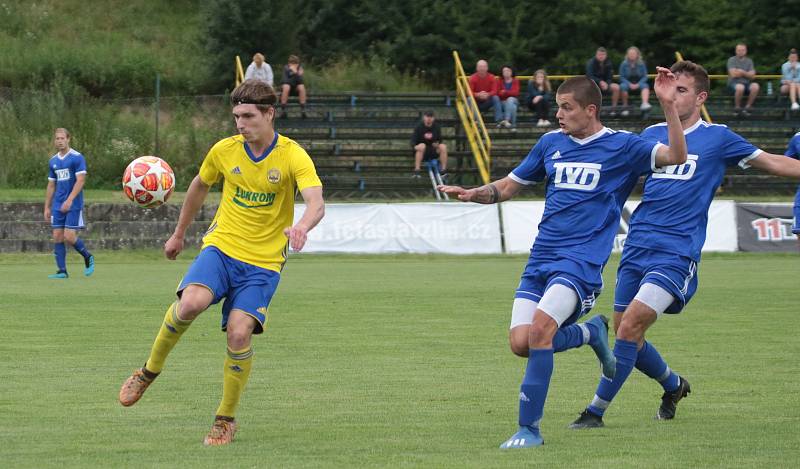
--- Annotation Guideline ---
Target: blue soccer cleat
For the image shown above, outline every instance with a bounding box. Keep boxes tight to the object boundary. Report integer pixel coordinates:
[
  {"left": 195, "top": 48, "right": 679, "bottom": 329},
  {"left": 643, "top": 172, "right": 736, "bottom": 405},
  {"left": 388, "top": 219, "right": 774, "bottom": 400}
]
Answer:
[
  {"left": 586, "top": 315, "right": 616, "bottom": 379},
  {"left": 84, "top": 254, "right": 95, "bottom": 277},
  {"left": 48, "top": 271, "right": 69, "bottom": 279},
  {"left": 499, "top": 426, "right": 544, "bottom": 449}
]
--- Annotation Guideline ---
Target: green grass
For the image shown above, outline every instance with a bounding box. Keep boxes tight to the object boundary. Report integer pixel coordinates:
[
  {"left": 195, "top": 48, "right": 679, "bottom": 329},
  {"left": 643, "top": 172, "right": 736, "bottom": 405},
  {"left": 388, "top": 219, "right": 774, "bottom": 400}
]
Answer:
[{"left": 1, "top": 252, "right": 798, "bottom": 468}]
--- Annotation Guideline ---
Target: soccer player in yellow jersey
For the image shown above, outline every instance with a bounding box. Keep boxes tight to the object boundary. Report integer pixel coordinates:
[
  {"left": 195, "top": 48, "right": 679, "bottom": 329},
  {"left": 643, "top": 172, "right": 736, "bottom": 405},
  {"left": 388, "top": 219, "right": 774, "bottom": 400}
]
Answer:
[{"left": 119, "top": 79, "right": 325, "bottom": 446}]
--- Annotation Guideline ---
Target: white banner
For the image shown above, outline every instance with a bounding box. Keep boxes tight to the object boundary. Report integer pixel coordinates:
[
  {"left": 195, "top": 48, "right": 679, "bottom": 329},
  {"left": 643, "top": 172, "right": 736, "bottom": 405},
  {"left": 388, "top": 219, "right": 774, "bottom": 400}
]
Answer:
[
  {"left": 501, "top": 200, "right": 738, "bottom": 254},
  {"left": 293, "top": 203, "right": 502, "bottom": 254}
]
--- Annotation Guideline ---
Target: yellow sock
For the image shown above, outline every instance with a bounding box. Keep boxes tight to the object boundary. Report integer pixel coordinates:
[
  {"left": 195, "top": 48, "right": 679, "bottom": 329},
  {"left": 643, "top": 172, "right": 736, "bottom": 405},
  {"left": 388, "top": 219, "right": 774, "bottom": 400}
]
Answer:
[
  {"left": 144, "top": 302, "right": 193, "bottom": 374},
  {"left": 215, "top": 346, "right": 254, "bottom": 418}
]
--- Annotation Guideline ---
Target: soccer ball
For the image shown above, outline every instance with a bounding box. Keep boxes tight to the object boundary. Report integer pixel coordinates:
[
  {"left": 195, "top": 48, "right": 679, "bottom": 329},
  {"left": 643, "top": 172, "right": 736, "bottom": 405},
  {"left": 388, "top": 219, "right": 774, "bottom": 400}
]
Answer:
[{"left": 122, "top": 156, "right": 176, "bottom": 208}]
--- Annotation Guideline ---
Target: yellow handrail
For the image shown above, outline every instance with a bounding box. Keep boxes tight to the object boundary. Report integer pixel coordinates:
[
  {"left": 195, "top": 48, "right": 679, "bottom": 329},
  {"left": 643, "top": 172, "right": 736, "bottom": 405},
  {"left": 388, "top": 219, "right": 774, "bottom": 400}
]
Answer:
[
  {"left": 453, "top": 51, "right": 492, "bottom": 185},
  {"left": 235, "top": 56, "right": 245, "bottom": 88}
]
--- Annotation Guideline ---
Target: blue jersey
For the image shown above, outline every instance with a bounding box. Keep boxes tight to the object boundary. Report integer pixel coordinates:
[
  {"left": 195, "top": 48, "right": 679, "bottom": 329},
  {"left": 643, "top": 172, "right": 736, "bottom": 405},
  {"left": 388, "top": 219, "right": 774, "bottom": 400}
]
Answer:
[
  {"left": 510, "top": 127, "right": 661, "bottom": 265},
  {"left": 626, "top": 120, "right": 760, "bottom": 261},
  {"left": 784, "top": 133, "right": 800, "bottom": 234},
  {"left": 47, "top": 149, "right": 87, "bottom": 212}
]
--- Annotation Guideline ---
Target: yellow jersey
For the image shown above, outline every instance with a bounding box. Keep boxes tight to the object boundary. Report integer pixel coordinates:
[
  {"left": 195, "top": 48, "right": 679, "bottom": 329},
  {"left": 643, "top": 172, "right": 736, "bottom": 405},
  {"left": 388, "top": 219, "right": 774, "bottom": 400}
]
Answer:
[{"left": 197, "top": 133, "right": 321, "bottom": 272}]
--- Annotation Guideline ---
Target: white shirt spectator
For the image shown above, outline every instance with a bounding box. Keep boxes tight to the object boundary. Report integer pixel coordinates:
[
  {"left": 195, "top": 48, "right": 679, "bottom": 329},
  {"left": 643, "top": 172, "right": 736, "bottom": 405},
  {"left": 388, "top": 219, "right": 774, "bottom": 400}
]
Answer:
[{"left": 245, "top": 61, "right": 274, "bottom": 87}]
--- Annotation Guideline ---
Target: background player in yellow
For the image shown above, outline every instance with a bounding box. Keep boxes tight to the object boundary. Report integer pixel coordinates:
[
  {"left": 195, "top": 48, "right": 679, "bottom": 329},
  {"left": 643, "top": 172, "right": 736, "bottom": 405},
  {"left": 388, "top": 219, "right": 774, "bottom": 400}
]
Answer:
[{"left": 119, "top": 79, "right": 325, "bottom": 446}]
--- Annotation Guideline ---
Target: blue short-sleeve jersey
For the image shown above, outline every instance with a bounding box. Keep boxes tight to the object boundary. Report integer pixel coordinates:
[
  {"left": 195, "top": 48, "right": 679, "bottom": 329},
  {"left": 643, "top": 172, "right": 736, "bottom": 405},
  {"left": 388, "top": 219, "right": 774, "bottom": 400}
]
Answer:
[
  {"left": 510, "top": 127, "right": 661, "bottom": 265},
  {"left": 48, "top": 149, "right": 87, "bottom": 211},
  {"left": 625, "top": 120, "right": 761, "bottom": 261},
  {"left": 785, "top": 133, "right": 800, "bottom": 234}
]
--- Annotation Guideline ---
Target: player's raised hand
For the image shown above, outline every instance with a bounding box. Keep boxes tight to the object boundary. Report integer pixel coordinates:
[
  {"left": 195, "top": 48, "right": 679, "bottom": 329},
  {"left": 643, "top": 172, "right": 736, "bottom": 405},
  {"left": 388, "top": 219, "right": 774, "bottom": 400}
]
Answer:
[
  {"left": 284, "top": 225, "right": 309, "bottom": 252},
  {"left": 654, "top": 66, "right": 678, "bottom": 106},
  {"left": 437, "top": 185, "right": 475, "bottom": 202},
  {"left": 164, "top": 233, "right": 184, "bottom": 260}
]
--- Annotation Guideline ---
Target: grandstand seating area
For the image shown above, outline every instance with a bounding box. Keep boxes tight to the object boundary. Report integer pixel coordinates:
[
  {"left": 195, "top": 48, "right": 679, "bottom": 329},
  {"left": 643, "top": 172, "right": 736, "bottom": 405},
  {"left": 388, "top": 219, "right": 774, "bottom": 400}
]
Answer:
[{"left": 278, "top": 90, "right": 800, "bottom": 199}]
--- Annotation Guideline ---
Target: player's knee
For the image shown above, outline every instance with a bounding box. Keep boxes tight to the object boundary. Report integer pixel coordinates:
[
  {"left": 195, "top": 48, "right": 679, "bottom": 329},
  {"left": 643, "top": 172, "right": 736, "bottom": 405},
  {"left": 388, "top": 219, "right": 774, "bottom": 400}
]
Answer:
[
  {"left": 52, "top": 231, "right": 64, "bottom": 243},
  {"left": 226, "top": 327, "right": 252, "bottom": 350},
  {"left": 63, "top": 232, "right": 77, "bottom": 245},
  {"left": 414, "top": 143, "right": 425, "bottom": 152},
  {"left": 509, "top": 326, "right": 530, "bottom": 357},
  {"left": 528, "top": 315, "right": 557, "bottom": 348},
  {"left": 616, "top": 312, "right": 649, "bottom": 342},
  {"left": 178, "top": 292, "right": 210, "bottom": 319}
]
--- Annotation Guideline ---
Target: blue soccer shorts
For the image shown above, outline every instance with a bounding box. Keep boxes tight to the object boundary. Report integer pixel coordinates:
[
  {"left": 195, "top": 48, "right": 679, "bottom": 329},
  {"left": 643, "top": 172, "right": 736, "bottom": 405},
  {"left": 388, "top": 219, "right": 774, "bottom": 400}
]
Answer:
[
  {"left": 51, "top": 209, "right": 85, "bottom": 230},
  {"left": 177, "top": 246, "right": 281, "bottom": 334},
  {"left": 515, "top": 249, "right": 603, "bottom": 326},
  {"left": 614, "top": 245, "right": 698, "bottom": 315}
]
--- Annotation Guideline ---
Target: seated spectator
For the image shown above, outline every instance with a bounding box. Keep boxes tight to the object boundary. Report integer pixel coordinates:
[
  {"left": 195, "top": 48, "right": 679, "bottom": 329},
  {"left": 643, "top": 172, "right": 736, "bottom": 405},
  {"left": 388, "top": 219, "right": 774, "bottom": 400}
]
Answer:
[
  {"left": 781, "top": 48, "right": 800, "bottom": 111},
  {"left": 526, "top": 69, "right": 552, "bottom": 127},
  {"left": 586, "top": 47, "right": 620, "bottom": 112},
  {"left": 411, "top": 111, "right": 448, "bottom": 178},
  {"left": 496, "top": 65, "right": 520, "bottom": 130},
  {"left": 619, "top": 46, "right": 652, "bottom": 115},
  {"left": 244, "top": 53, "right": 274, "bottom": 87},
  {"left": 280, "top": 55, "right": 307, "bottom": 119},
  {"left": 727, "top": 43, "right": 759, "bottom": 116},
  {"left": 469, "top": 59, "right": 502, "bottom": 125}
]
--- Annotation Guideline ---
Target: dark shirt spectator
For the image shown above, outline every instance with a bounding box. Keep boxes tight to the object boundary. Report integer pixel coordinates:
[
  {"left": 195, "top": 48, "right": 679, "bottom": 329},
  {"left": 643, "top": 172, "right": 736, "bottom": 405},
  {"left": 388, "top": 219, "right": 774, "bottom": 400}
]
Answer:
[
  {"left": 526, "top": 69, "right": 552, "bottom": 127},
  {"left": 411, "top": 112, "right": 448, "bottom": 175},
  {"left": 586, "top": 47, "right": 620, "bottom": 109},
  {"left": 279, "top": 55, "right": 307, "bottom": 119}
]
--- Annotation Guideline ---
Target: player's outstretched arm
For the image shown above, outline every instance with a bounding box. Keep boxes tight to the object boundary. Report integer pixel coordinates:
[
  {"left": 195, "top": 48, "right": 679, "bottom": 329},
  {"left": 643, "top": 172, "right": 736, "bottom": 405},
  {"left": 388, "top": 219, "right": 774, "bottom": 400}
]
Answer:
[
  {"left": 653, "top": 66, "right": 688, "bottom": 167},
  {"left": 437, "top": 176, "right": 523, "bottom": 204},
  {"left": 165, "top": 175, "right": 210, "bottom": 260},
  {"left": 284, "top": 186, "right": 324, "bottom": 252},
  {"left": 747, "top": 152, "right": 800, "bottom": 178}
]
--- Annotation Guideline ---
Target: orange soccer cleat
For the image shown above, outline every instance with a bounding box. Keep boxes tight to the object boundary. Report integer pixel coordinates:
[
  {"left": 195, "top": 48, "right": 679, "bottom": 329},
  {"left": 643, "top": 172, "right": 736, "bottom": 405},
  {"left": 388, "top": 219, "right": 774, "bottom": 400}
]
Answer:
[
  {"left": 119, "top": 368, "right": 157, "bottom": 407},
  {"left": 203, "top": 418, "right": 237, "bottom": 446}
]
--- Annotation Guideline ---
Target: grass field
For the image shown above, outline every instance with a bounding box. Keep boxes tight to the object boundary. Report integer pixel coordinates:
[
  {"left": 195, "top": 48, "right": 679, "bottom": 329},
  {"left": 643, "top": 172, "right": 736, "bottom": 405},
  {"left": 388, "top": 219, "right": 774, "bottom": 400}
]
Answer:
[{"left": 1, "top": 251, "right": 798, "bottom": 468}]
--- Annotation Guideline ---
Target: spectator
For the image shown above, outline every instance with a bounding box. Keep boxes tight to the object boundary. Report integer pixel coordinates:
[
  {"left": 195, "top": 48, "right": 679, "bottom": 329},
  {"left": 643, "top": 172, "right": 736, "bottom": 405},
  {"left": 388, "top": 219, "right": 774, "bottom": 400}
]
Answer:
[
  {"left": 619, "top": 46, "right": 652, "bottom": 115},
  {"left": 411, "top": 111, "right": 448, "bottom": 178},
  {"left": 244, "top": 53, "right": 274, "bottom": 87},
  {"left": 496, "top": 65, "right": 520, "bottom": 130},
  {"left": 727, "top": 43, "right": 759, "bottom": 115},
  {"left": 280, "top": 55, "right": 307, "bottom": 119},
  {"left": 526, "top": 69, "right": 552, "bottom": 127},
  {"left": 586, "top": 47, "right": 620, "bottom": 113},
  {"left": 780, "top": 48, "right": 800, "bottom": 111},
  {"left": 469, "top": 59, "right": 502, "bottom": 125}
]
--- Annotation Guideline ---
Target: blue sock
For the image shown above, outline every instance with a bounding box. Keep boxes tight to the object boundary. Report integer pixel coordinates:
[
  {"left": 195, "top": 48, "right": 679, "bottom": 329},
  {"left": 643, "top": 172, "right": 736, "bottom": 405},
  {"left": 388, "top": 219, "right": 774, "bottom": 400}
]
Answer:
[
  {"left": 73, "top": 238, "right": 91, "bottom": 259},
  {"left": 518, "top": 348, "right": 554, "bottom": 428},
  {"left": 587, "top": 339, "right": 638, "bottom": 416},
  {"left": 635, "top": 340, "right": 680, "bottom": 392},
  {"left": 552, "top": 324, "right": 586, "bottom": 352},
  {"left": 54, "top": 242, "right": 67, "bottom": 272}
]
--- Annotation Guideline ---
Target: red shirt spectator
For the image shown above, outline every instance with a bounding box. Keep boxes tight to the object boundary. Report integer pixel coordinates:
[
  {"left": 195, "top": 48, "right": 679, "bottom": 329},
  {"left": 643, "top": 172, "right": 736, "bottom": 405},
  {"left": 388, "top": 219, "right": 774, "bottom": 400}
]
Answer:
[
  {"left": 469, "top": 60, "right": 497, "bottom": 101},
  {"left": 497, "top": 76, "right": 520, "bottom": 101}
]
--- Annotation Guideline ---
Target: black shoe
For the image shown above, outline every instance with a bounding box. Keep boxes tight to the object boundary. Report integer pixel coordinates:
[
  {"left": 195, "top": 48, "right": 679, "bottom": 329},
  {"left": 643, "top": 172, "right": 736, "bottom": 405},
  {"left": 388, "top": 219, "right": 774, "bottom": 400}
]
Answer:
[
  {"left": 439, "top": 172, "right": 448, "bottom": 182},
  {"left": 569, "top": 409, "right": 604, "bottom": 429},
  {"left": 411, "top": 171, "right": 421, "bottom": 179},
  {"left": 734, "top": 108, "right": 742, "bottom": 116},
  {"left": 656, "top": 376, "right": 691, "bottom": 420},
  {"left": 741, "top": 108, "right": 751, "bottom": 117}
]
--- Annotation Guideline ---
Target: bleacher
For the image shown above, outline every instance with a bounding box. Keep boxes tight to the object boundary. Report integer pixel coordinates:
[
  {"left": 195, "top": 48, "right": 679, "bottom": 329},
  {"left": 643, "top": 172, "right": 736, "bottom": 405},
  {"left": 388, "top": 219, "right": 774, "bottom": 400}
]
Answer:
[{"left": 275, "top": 89, "right": 799, "bottom": 199}]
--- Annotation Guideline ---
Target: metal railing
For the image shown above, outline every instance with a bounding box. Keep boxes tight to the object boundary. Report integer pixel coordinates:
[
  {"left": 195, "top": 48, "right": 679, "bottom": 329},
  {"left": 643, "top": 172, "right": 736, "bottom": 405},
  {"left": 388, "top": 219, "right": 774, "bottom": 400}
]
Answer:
[
  {"left": 235, "top": 56, "right": 245, "bottom": 87},
  {"left": 453, "top": 50, "right": 492, "bottom": 185}
]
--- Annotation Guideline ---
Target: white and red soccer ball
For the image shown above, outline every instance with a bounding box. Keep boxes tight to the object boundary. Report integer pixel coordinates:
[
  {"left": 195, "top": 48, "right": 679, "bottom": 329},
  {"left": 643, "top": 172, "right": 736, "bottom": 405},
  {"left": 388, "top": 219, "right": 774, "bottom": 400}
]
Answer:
[{"left": 122, "top": 156, "right": 176, "bottom": 208}]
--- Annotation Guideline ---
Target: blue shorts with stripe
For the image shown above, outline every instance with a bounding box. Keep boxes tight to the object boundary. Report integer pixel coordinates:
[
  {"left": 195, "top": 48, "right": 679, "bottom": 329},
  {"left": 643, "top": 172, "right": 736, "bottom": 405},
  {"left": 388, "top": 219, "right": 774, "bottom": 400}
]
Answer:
[
  {"left": 614, "top": 245, "right": 698, "bottom": 314},
  {"left": 177, "top": 246, "right": 280, "bottom": 334},
  {"left": 51, "top": 209, "right": 85, "bottom": 229},
  {"left": 515, "top": 249, "right": 603, "bottom": 326}
]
